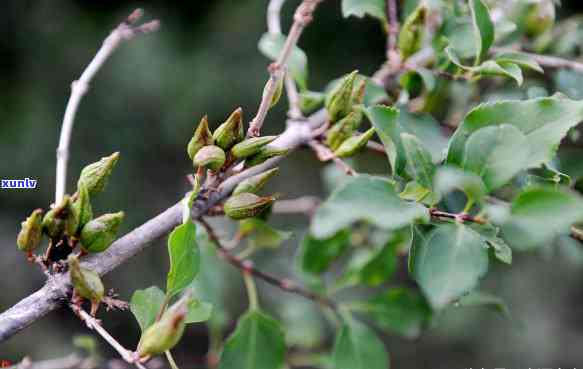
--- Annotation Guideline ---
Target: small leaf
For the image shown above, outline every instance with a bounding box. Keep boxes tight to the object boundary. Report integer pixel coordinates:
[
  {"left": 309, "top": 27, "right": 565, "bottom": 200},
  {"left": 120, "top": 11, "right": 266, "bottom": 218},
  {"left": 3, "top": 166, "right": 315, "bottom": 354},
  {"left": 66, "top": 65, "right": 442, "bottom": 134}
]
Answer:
[
  {"left": 470, "top": 223, "right": 512, "bottom": 264},
  {"left": 185, "top": 299, "right": 213, "bottom": 324},
  {"left": 341, "top": 0, "right": 386, "bottom": 22},
  {"left": 130, "top": 286, "right": 166, "bottom": 332},
  {"left": 494, "top": 52, "right": 544, "bottom": 73},
  {"left": 311, "top": 176, "right": 428, "bottom": 239},
  {"left": 445, "top": 47, "right": 524, "bottom": 86},
  {"left": 399, "top": 181, "right": 440, "bottom": 206},
  {"left": 401, "top": 133, "right": 436, "bottom": 189},
  {"left": 219, "top": 310, "right": 286, "bottom": 369},
  {"left": 434, "top": 166, "right": 486, "bottom": 205},
  {"left": 299, "top": 230, "right": 351, "bottom": 275},
  {"left": 332, "top": 319, "right": 389, "bottom": 369},
  {"left": 410, "top": 223, "right": 489, "bottom": 309},
  {"left": 469, "top": 0, "right": 494, "bottom": 64},
  {"left": 167, "top": 222, "right": 199, "bottom": 297},
  {"left": 457, "top": 291, "right": 510, "bottom": 318},
  {"left": 258, "top": 33, "right": 308, "bottom": 89},
  {"left": 239, "top": 219, "right": 292, "bottom": 249}
]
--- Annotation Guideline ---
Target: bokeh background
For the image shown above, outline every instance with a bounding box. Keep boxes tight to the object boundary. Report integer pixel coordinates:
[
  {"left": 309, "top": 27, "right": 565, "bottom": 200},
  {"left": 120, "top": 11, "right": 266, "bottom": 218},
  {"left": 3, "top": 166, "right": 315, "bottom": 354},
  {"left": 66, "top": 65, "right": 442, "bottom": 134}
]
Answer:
[{"left": 3, "top": 1, "right": 583, "bottom": 368}]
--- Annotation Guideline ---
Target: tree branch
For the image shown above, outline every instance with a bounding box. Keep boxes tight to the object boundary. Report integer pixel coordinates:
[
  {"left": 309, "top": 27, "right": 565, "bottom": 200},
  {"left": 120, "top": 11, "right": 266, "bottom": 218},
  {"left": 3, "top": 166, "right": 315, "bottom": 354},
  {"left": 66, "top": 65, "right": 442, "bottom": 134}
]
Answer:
[{"left": 54, "top": 9, "right": 159, "bottom": 204}]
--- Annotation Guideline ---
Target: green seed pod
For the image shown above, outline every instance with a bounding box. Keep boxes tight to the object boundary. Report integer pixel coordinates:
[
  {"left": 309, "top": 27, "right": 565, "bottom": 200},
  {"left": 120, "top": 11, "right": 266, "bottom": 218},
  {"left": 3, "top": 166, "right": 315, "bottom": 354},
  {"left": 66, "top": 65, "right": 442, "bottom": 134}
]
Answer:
[
  {"left": 325, "top": 70, "right": 358, "bottom": 123},
  {"left": 42, "top": 195, "right": 72, "bottom": 239},
  {"left": 187, "top": 115, "right": 214, "bottom": 160},
  {"left": 244, "top": 147, "right": 289, "bottom": 167},
  {"left": 80, "top": 212, "right": 124, "bottom": 253},
  {"left": 68, "top": 254, "right": 104, "bottom": 314},
  {"left": 398, "top": 5, "right": 427, "bottom": 60},
  {"left": 325, "top": 111, "right": 363, "bottom": 151},
  {"left": 524, "top": 0, "right": 555, "bottom": 37},
  {"left": 334, "top": 128, "right": 376, "bottom": 158},
  {"left": 77, "top": 152, "right": 120, "bottom": 196},
  {"left": 71, "top": 185, "right": 93, "bottom": 235},
  {"left": 233, "top": 168, "right": 279, "bottom": 195},
  {"left": 17, "top": 209, "right": 44, "bottom": 252},
  {"left": 213, "top": 108, "right": 244, "bottom": 150},
  {"left": 224, "top": 193, "right": 276, "bottom": 220},
  {"left": 351, "top": 79, "right": 366, "bottom": 106},
  {"left": 231, "top": 136, "right": 278, "bottom": 160},
  {"left": 193, "top": 145, "right": 226, "bottom": 172},
  {"left": 299, "top": 90, "right": 325, "bottom": 114},
  {"left": 137, "top": 294, "right": 189, "bottom": 357},
  {"left": 263, "top": 78, "right": 283, "bottom": 108}
]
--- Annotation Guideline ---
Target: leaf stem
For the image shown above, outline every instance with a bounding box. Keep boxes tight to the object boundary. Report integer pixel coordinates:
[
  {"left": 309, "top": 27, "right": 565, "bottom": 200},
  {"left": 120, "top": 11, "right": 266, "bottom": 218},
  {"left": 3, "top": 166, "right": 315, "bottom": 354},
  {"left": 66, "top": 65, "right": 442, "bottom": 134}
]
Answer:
[
  {"left": 165, "top": 350, "right": 181, "bottom": 369},
  {"left": 243, "top": 271, "right": 260, "bottom": 311}
]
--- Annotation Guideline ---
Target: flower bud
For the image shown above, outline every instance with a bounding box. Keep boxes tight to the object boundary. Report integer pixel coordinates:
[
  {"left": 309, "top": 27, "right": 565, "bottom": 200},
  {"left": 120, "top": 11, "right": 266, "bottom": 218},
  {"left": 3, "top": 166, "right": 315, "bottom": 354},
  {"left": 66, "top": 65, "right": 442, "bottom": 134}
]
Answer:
[
  {"left": 77, "top": 152, "right": 119, "bottom": 196},
  {"left": 137, "top": 294, "right": 189, "bottom": 357},
  {"left": 524, "top": 0, "right": 555, "bottom": 37},
  {"left": 187, "top": 115, "right": 214, "bottom": 160},
  {"left": 351, "top": 79, "right": 366, "bottom": 106},
  {"left": 17, "top": 209, "right": 43, "bottom": 252},
  {"left": 263, "top": 78, "right": 283, "bottom": 108},
  {"left": 244, "top": 147, "right": 289, "bottom": 167},
  {"left": 299, "top": 90, "right": 325, "bottom": 114},
  {"left": 71, "top": 185, "right": 93, "bottom": 235},
  {"left": 213, "top": 108, "right": 244, "bottom": 150},
  {"left": 42, "top": 195, "right": 72, "bottom": 239},
  {"left": 334, "top": 128, "right": 376, "bottom": 158},
  {"left": 233, "top": 168, "right": 279, "bottom": 195},
  {"left": 325, "top": 111, "right": 363, "bottom": 151},
  {"left": 193, "top": 145, "right": 226, "bottom": 172},
  {"left": 231, "top": 136, "right": 278, "bottom": 160},
  {"left": 398, "top": 5, "right": 427, "bottom": 60},
  {"left": 68, "top": 254, "right": 104, "bottom": 313},
  {"left": 224, "top": 193, "right": 276, "bottom": 220},
  {"left": 325, "top": 70, "right": 358, "bottom": 123},
  {"left": 80, "top": 211, "right": 124, "bottom": 253}
]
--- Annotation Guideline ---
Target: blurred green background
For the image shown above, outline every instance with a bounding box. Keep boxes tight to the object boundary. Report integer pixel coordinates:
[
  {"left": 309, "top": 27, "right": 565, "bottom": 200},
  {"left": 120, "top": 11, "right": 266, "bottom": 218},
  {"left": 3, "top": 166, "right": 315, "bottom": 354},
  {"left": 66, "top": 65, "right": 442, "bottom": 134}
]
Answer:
[{"left": 2, "top": 1, "right": 583, "bottom": 368}]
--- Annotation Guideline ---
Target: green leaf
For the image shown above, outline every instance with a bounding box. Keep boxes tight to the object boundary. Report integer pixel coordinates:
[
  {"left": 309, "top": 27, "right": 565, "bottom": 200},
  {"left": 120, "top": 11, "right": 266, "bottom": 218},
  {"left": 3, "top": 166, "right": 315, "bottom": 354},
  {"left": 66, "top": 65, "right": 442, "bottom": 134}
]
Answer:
[
  {"left": 462, "top": 124, "right": 530, "bottom": 191},
  {"left": 470, "top": 223, "right": 513, "bottom": 264},
  {"left": 434, "top": 166, "right": 486, "bottom": 205},
  {"left": 166, "top": 222, "right": 199, "bottom": 297},
  {"left": 185, "top": 299, "right": 213, "bottom": 324},
  {"left": 447, "top": 96, "right": 583, "bottom": 172},
  {"left": 332, "top": 319, "right": 389, "bottom": 369},
  {"left": 494, "top": 52, "right": 544, "bottom": 73},
  {"left": 457, "top": 291, "right": 510, "bottom": 318},
  {"left": 258, "top": 33, "right": 308, "bottom": 89},
  {"left": 501, "top": 186, "right": 583, "bottom": 250},
  {"left": 401, "top": 133, "right": 436, "bottom": 189},
  {"left": 311, "top": 176, "right": 429, "bottom": 239},
  {"left": 341, "top": 0, "right": 386, "bottom": 22},
  {"left": 299, "top": 230, "right": 351, "bottom": 275},
  {"left": 239, "top": 219, "right": 292, "bottom": 249},
  {"left": 526, "top": 164, "right": 571, "bottom": 187},
  {"left": 220, "top": 310, "right": 286, "bottom": 369},
  {"left": 130, "top": 286, "right": 166, "bottom": 332},
  {"left": 444, "top": 47, "right": 523, "bottom": 86},
  {"left": 399, "top": 181, "right": 440, "bottom": 206},
  {"left": 469, "top": 0, "right": 494, "bottom": 64},
  {"left": 360, "top": 288, "right": 432, "bottom": 339},
  {"left": 410, "top": 223, "right": 489, "bottom": 309}
]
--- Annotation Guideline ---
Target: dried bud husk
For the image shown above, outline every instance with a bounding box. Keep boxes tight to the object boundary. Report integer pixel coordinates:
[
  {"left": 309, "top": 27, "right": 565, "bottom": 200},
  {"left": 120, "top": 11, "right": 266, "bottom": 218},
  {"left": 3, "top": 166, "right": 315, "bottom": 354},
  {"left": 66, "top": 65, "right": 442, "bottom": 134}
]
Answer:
[
  {"left": 193, "top": 145, "right": 226, "bottom": 171},
  {"left": 524, "top": 0, "right": 555, "bottom": 37},
  {"left": 244, "top": 146, "right": 289, "bottom": 167},
  {"left": 398, "top": 5, "right": 427, "bottom": 60},
  {"left": 299, "top": 90, "right": 325, "bottom": 114},
  {"left": 325, "top": 70, "right": 358, "bottom": 123},
  {"left": 77, "top": 152, "right": 120, "bottom": 196},
  {"left": 325, "top": 111, "right": 363, "bottom": 151},
  {"left": 334, "top": 128, "right": 376, "bottom": 158},
  {"left": 68, "top": 254, "right": 104, "bottom": 308},
  {"left": 80, "top": 212, "right": 124, "bottom": 253},
  {"left": 137, "top": 294, "right": 189, "bottom": 357},
  {"left": 42, "top": 195, "right": 72, "bottom": 239},
  {"left": 224, "top": 193, "right": 276, "bottom": 220},
  {"left": 263, "top": 78, "right": 283, "bottom": 108},
  {"left": 233, "top": 168, "right": 279, "bottom": 195},
  {"left": 187, "top": 116, "right": 214, "bottom": 160},
  {"left": 231, "top": 136, "right": 278, "bottom": 160},
  {"left": 71, "top": 185, "right": 93, "bottom": 235},
  {"left": 213, "top": 108, "right": 244, "bottom": 150},
  {"left": 17, "top": 209, "right": 43, "bottom": 252}
]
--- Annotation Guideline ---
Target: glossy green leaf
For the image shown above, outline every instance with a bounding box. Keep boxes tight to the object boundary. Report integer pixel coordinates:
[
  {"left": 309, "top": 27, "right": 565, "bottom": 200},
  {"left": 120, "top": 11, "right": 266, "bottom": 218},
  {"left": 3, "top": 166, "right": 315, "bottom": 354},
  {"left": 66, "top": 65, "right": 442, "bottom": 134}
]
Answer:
[
  {"left": 332, "top": 319, "right": 389, "bottom": 369},
  {"left": 462, "top": 124, "right": 530, "bottom": 191},
  {"left": 360, "top": 288, "right": 432, "bottom": 339},
  {"left": 434, "top": 166, "right": 486, "bottom": 204},
  {"left": 410, "top": 223, "right": 489, "bottom": 309},
  {"left": 469, "top": 0, "right": 494, "bottom": 64},
  {"left": 239, "top": 219, "right": 292, "bottom": 249},
  {"left": 130, "top": 286, "right": 166, "bottom": 332},
  {"left": 501, "top": 187, "right": 583, "bottom": 250},
  {"left": 311, "top": 176, "right": 429, "bottom": 239},
  {"left": 299, "top": 230, "right": 351, "bottom": 275},
  {"left": 494, "top": 52, "right": 544, "bottom": 73},
  {"left": 258, "top": 33, "right": 308, "bottom": 89},
  {"left": 341, "top": 0, "right": 386, "bottom": 22},
  {"left": 401, "top": 133, "right": 436, "bottom": 189},
  {"left": 220, "top": 310, "right": 286, "bottom": 369},
  {"left": 447, "top": 96, "right": 583, "bottom": 172},
  {"left": 167, "top": 222, "right": 199, "bottom": 297}
]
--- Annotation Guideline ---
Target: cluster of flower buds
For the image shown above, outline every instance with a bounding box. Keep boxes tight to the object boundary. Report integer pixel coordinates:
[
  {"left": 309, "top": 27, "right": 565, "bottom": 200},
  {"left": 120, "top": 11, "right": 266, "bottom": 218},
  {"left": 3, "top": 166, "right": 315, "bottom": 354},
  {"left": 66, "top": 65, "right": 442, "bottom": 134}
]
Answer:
[
  {"left": 17, "top": 152, "right": 125, "bottom": 265},
  {"left": 324, "top": 70, "right": 376, "bottom": 158},
  {"left": 187, "top": 108, "right": 288, "bottom": 173},
  {"left": 222, "top": 167, "right": 279, "bottom": 220}
]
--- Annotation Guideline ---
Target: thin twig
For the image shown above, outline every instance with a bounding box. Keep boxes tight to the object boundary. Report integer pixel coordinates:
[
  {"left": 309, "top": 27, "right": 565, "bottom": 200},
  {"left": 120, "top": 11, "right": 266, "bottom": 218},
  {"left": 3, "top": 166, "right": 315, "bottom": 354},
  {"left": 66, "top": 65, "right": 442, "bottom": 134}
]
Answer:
[
  {"left": 248, "top": 0, "right": 324, "bottom": 136},
  {"left": 6, "top": 354, "right": 94, "bottom": 369},
  {"left": 308, "top": 140, "right": 356, "bottom": 176},
  {"left": 386, "top": 0, "right": 400, "bottom": 63},
  {"left": 273, "top": 196, "right": 321, "bottom": 215},
  {"left": 55, "top": 9, "right": 159, "bottom": 203},
  {"left": 429, "top": 208, "right": 487, "bottom": 224},
  {"left": 198, "top": 218, "right": 337, "bottom": 310}
]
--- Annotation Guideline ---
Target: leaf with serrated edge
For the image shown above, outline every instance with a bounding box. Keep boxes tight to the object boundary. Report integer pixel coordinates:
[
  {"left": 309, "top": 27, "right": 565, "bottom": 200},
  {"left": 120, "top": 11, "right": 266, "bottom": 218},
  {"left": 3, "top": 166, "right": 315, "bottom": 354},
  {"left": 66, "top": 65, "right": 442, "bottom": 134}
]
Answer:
[{"left": 341, "top": 0, "right": 386, "bottom": 22}]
